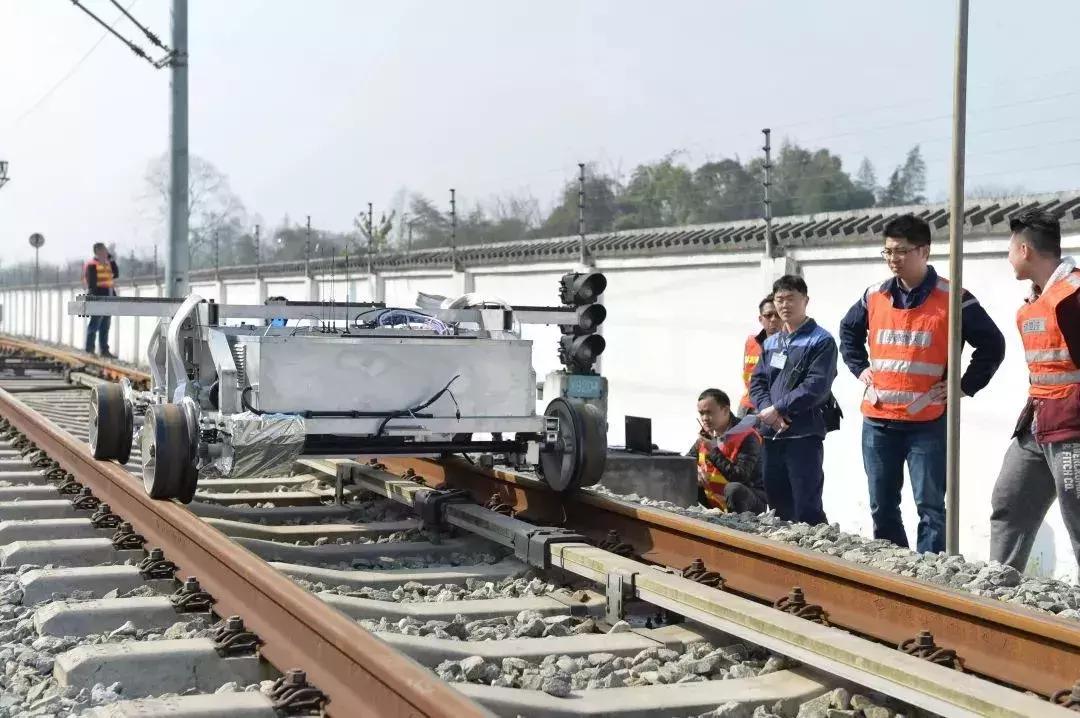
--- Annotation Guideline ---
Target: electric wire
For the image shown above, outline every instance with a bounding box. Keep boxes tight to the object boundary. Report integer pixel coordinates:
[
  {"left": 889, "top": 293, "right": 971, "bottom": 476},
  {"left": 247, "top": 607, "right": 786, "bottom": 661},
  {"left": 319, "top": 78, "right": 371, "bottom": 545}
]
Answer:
[
  {"left": 69, "top": 0, "right": 155, "bottom": 65},
  {"left": 6, "top": 0, "right": 139, "bottom": 130},
  {"left": 107, "top": 0, "right": 169, "bottom": 50}
]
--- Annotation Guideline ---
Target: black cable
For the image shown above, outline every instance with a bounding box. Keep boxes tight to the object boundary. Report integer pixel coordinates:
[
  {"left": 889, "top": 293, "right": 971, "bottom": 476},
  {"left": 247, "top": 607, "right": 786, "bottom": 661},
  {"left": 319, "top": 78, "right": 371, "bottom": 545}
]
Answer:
[
  {"left": 240, "top": 375, "right": 462, "bottom": 436},
  {"left": 108, "top": 0, "right": 169, "bottom": 50},
  {"left": 375, "top": 375, "right": 462, "bottom": 437},
  {"left": 70, "top": 0, "right": 153, "bottom": 65}
]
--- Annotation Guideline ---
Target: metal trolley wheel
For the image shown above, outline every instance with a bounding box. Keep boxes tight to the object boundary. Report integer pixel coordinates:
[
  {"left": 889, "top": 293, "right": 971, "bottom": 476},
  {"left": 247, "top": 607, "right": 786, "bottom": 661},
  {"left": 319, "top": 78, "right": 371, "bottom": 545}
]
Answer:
[
  {"left": 89, "top": 384, "right": 133, "bottom": 464},
  {"left": 141, "top": 403, "right": 198, "bottom": 503},
  {"left": 538, "top": 397, "right": 607, "bottom": 492}
]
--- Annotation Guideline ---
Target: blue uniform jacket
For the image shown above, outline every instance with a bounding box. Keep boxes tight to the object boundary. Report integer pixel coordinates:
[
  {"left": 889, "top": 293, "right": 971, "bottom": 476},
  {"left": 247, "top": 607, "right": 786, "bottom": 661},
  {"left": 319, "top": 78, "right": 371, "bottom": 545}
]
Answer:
[{"left": 749, "top": 318, "right": 838, "bottom": 440}]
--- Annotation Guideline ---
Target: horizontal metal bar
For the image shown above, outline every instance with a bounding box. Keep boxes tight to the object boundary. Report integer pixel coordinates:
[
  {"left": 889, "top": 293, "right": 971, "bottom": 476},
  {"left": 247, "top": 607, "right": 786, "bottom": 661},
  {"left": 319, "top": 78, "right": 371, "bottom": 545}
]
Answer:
[
  {"left": 303, "top": 416, "right": 543, "bottom": 435},
  {"left": 551, "top": 545, "right": 1062, "bottom": 718},
  {"left": 67, "top": 297, "right": 382, "bottom": 321},
  {"left": 68, "top": 296, "right": 581, "bottom": 327}
]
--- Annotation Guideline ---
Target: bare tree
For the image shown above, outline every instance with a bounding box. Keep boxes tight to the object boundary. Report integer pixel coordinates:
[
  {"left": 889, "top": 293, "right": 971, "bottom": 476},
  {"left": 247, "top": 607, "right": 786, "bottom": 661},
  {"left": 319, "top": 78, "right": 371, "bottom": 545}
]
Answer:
[{"left": 141, "top": 154, "right": 249, "bottom": 269}]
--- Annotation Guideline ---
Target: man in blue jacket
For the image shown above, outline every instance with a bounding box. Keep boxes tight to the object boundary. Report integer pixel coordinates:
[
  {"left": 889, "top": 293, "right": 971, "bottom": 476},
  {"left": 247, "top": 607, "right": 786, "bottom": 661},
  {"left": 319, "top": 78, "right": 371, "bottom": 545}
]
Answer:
[{"left": 750, "top": 274, "right": 838, "bottom": 524}]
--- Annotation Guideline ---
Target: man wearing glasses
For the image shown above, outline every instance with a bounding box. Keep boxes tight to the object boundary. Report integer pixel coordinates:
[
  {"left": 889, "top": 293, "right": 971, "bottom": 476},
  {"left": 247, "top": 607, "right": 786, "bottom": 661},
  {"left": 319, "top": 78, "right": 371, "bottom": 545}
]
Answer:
[
  {"left": 839, "top": 214, "right": 1004, "bottom": 554},
  {"left": 738, "top": 295, "right": 783, "bottom": 417}
]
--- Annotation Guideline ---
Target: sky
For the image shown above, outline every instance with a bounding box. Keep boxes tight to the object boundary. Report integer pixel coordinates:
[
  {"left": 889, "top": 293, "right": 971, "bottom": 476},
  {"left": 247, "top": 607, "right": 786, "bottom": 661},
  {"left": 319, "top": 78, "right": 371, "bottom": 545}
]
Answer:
[{"left": 3, "top": 0, "right": 1080, "bottom": 266}]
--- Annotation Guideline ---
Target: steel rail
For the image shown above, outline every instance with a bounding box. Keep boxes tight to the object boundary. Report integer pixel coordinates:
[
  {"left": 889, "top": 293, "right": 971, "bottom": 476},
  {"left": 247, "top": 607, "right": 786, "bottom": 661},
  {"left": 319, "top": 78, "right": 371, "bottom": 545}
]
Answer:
[
  {"left": 3, "top": 337, "right": 1076, "bottom": 699},
  {"left": 0, "top": 335, "right": 151, "bottom": 388},
  {"left": 0, "top": 387, "right": 492, "bottom": 718},
  {"left": 378, "top": 456, "right": 1080, "bottom": 700}
]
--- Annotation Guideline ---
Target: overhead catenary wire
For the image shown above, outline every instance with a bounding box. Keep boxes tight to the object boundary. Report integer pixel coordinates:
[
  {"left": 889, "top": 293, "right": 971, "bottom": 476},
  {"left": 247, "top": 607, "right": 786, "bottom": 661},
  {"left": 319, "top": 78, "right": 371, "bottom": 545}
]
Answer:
[
  {"left": 6, "top": 0, "right": 139, "bottom": 131},
  {"left": 69, "top": 0, "right": 156, "bottom": 65},
  {"left": 108, "top": 0, "right": 169, "bottom": 51}
]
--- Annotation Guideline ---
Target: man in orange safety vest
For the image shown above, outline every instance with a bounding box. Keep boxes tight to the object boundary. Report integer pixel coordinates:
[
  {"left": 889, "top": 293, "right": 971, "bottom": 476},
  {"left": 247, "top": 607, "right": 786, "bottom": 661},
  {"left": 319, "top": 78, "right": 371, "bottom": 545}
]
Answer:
[
  {"left": 990, "top": 210, "right": 1080, "bottom": 574},
  {"left": 738, "top": 295, "right": 782, "bottom": 416},
  {"left": 839, "top": 214, "right": 1004, "bottom": 554}
]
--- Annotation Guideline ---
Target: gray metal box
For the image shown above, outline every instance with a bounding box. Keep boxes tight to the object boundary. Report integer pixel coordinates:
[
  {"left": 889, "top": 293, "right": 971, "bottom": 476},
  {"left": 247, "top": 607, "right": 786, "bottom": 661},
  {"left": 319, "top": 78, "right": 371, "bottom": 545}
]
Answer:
[{"left": 241, "top": 333, "right": 536, "bottom": 418}]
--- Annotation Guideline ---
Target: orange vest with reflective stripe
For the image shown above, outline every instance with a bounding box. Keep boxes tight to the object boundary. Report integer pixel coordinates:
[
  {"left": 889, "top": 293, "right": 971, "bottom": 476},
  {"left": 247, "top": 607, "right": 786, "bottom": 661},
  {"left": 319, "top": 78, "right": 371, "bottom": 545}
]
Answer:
[
  {"left": 697, "top": 424, "right": 758, "bottom": 510},
  {"left": 1017, "top": 269, "right": 1080, "bottom": 400},
  {"left": 862, "top": 277, "right": 949, "bottom": 421},
  {"left": 83, "top": 258, "right": 114, "bottom": 289},
  {"left": 739, "top": 334, "right": 762, "bottom": 410}
]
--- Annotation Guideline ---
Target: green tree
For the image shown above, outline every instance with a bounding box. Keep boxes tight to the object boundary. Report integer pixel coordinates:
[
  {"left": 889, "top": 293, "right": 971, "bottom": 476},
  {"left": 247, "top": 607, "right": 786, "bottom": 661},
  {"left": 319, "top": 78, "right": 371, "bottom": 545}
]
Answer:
[
  {"left": 537, "top": 166, "right": 621, "bottom": 236},
  {"left": 855, "top": 158, "right": 879, "bottom": 203},
  {"left": 691, "top": 158, "right": 761, "bottom": 222},
  {"left": 755, "top": 142, "right": 875, "bottom": 216},
  {"left": 615, "top": 154, "right": 697, "bottom": 230},
  {"left": 878, "top": 145, "right": 926, "bottom": 207}
]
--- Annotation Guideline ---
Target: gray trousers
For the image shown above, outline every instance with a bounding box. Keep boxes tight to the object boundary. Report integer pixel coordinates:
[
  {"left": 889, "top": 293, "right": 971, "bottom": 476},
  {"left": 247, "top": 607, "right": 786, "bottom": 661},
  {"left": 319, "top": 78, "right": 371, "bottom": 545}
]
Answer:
[{"left": 989, "top": 427, "right": 1080, "bottom": 573}]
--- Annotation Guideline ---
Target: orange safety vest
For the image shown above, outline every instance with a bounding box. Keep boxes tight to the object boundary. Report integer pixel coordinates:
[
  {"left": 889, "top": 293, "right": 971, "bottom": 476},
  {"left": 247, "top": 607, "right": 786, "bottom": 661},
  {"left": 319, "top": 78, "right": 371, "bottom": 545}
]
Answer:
[
  {"left": 739, "top": 334, "right": 762, "bottom": 410},
  {"left": 1017, "top": 269, "right": 1080, "bottom": 400},
  {"left": 862, "top": 277, "right": 950, "bottom": 421},
  {"left": 83, "top": 258, "right": 114, "bottom": 289},
  {"left": 697, "top": 423, "right": 758, "bottom": 510}
]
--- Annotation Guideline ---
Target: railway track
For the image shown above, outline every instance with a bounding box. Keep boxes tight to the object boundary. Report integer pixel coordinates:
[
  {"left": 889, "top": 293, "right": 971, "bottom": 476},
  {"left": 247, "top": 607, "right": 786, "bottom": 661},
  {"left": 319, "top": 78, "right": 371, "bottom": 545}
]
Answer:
[{"left": 0, "top": 334, "right": 1075, "bottom": 717}]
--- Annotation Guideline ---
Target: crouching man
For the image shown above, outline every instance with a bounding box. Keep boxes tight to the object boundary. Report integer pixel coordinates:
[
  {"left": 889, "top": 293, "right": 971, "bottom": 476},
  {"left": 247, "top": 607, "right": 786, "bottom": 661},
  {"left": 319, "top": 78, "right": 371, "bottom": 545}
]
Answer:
[{"left": 688, "top": 388, "right": 768, "bottom": 513}]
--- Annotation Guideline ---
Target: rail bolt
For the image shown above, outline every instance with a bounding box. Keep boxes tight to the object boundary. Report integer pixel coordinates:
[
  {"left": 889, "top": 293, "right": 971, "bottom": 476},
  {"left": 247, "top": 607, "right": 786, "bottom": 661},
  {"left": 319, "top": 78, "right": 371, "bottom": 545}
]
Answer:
[
  {"left": 170, "top": 576, "right": 215, "bottom": 613},
  {"left": 111, "top": 521, "right": 146, "bottom": 550},
  {"left": 681, "top": 558, "right": 725, "bottom": 589},
  {"left": 596, "top": 530, "right": 635, "bottom": 558},
  {"left": 212, "top": 615, "right": 261, "bottom": 657},
  {"left": 1051, "top": 679, "right": 1080, "bottom": 709},
  {"left": 138, "top": 547, "right": 178, "bottom": 580},
  {"left": 270, "top": 669, "right": 327, "bottom": 714},
  {"left": 90, "top": 503, "right": 122, "bottom": 529},
  {"left": 898, "top": 629, "right": 964, "bottom": 671},
  {"left": 72, "top": 486, "right": 100, "bottom": 511},
  {"left": 774, "top": 586, "right": 830, "bottom": 626}
]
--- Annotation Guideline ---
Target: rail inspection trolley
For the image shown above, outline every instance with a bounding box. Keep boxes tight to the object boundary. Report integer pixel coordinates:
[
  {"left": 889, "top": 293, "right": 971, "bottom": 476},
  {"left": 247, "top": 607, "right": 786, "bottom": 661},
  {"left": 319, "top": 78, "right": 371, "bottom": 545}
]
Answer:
[{"left": 70, "top": 272, "right": 610, "bottom": 502}]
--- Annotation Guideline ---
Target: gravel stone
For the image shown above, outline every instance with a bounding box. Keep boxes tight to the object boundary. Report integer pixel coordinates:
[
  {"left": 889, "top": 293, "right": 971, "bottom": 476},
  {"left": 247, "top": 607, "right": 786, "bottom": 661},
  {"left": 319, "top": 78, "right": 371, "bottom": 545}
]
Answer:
[
  {"left": 829, "top": 687, "right": 851, "bottom": 710},
  {"left": 591, "top": 484, "right": 1080, "bottom": 619},
  {"left": 727, "top": 663, "right": 757, "bottom": 679},
  {"left": 541, "top": 675, "right": 571, "bottom": 697},
  {"left": 587, "top": 652, "right": 616, "bottom": 667}
]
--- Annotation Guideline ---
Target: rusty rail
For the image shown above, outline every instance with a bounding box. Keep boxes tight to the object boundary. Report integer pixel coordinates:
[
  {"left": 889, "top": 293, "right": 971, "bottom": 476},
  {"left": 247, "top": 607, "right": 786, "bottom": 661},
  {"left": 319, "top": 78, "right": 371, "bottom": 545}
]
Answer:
[
  {"left": 0, "top": 387, "right": 491, "bottom": 718},
  {"left": 0, "top": 335, "right": 151, "bottom": 388},
  {"left": 4, "top": 335, "right": 1077, "bottom": 700},
  {"left": 378, "top": 456, "right": 1080, "bottom": 700}
]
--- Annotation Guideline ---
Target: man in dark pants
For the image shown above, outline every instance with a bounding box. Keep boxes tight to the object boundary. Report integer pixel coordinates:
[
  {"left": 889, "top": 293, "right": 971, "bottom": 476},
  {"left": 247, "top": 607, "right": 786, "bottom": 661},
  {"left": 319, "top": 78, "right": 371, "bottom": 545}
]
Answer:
[
  {"left": 83, "top": 242, "right": 118, "bottom": 357},
  {"left": 839, "top": 214, "right": 1004, "bottom": 554},
  {"left": 750, "top": 275, "right": 837, "bottom": 524},
  {"left": 687, "top": 388, "right": 768, "bottom": 513},
  {"left": 990, "top": 210, "right": 1080, "bottom": 574}
]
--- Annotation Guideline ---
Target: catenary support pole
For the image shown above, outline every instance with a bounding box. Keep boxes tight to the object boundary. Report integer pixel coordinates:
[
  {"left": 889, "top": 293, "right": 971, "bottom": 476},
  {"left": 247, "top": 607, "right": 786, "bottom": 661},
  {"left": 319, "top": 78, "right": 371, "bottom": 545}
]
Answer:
[
  {"left": 945, "top": 0, "right": 970, "bottom": 556},
  {"left": 165, "top": 0, "right": 189, "bottom": 298}
]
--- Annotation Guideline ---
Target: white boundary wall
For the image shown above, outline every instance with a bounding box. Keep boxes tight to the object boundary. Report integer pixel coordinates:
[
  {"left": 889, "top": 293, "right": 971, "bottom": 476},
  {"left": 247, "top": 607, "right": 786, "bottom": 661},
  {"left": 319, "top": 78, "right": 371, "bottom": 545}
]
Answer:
[{"left": 3, "top": 233, "right": 1079, "bottom": 580}]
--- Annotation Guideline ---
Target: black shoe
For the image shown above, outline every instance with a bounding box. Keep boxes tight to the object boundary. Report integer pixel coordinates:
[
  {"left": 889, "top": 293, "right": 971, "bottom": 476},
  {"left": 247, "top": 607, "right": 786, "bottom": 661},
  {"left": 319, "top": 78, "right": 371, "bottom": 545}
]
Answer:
[{"left": 100, "top": 350, "right": 115, "bottom": 359}]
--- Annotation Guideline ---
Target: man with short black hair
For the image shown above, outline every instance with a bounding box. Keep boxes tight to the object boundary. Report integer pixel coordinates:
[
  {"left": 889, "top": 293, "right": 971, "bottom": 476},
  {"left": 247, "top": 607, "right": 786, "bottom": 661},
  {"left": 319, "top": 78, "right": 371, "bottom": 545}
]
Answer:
[
  {"left": 83, "top": 242, "right": 119, "bottom": 357},
  {"left": 839, "top": 213, "right": 1004, "bottom": 554},
  {"left": 750, "top": 274, "right": 837, "bottom": 524},
  {"left": 738, "top": 295, "right": 782, "bottom": 416},
  {"left": 688, "top": 388, "right": 768, "bottom": 513},
  {"left": 990, "top": 210, "right": 1080, "bottom": 574}
]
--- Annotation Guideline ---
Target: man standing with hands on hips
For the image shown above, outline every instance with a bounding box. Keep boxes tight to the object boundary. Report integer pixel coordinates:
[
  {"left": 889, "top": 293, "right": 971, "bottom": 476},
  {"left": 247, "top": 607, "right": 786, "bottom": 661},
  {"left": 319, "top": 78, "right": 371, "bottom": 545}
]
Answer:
[
  {"left": 990, "top": 210, "right": 1080, "bottom": 573},
  {"left": 750, "top": 275, "right": 838, "bottom": 524},
  {"left": 839, "top": 215, "right": 1004, "bottom": 554}
]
